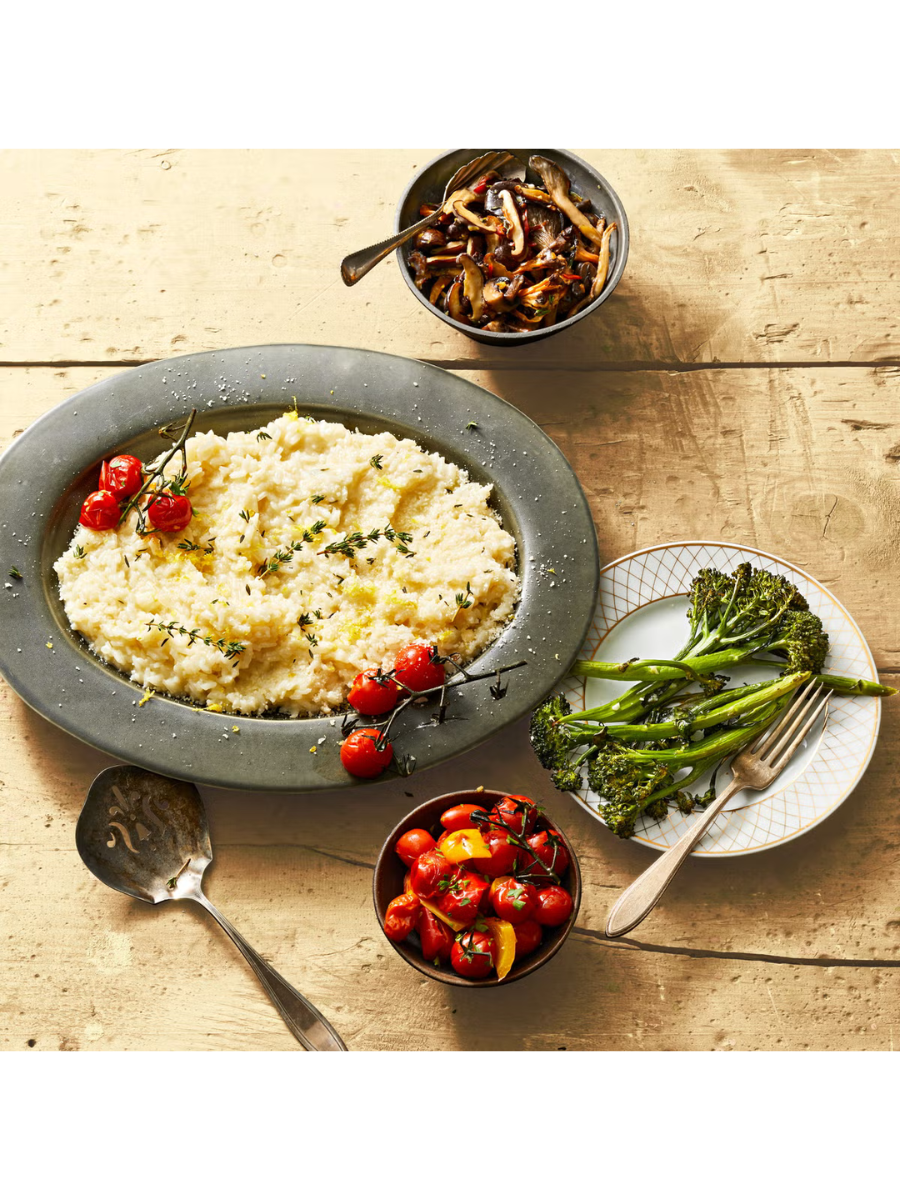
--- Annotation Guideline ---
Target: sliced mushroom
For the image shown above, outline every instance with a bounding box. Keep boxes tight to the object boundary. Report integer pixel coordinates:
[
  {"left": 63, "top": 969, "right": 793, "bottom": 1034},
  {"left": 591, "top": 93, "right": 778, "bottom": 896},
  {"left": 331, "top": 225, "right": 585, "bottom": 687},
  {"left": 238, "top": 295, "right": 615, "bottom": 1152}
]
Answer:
[
  {"left": 445, "top": 187, "right": 500, "bottom": 234},
  {"left": 429, "top": 277, "right": 451, "bottom": 307},
  {"left": 514, "top": 250, "right": 566, "bottom": 275},
  {"left": 482, "top": 318, "right": 509, "bottom": 332},
  {"left": 415, "top": 228, "right": 446, "bottom": 250},
  {"left": 500, "top": 190, "right": 526, "bottom": 257},
  {"left": 458, "top": 253, "right": 485, "bottom": 322},
  {"left": 483, "top": 252, "right": 514, "bottom": 279},
  {"left": 447, "top": 276, "right": 468, "bottom": 324},
  {"left": 529, "top": 155, "right": 605, "bottom": 249},
  {"left": 574, "top": 239, "right": 600, "bottom": 264},
  {"left": 409, "top": 250, "right": 430, "bottom": 290},
  {"left": 483, "top": 274, "right": 524, "bottom": 313},
  {"left": 588, "top": 221, "right": 616, "bottom": 301}
]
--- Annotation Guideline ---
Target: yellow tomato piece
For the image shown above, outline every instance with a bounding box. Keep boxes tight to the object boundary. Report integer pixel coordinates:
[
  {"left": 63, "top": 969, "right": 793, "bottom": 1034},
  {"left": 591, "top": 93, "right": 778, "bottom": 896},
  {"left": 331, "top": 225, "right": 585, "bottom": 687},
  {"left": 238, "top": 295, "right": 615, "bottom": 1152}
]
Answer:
[
  {"left": 484, "top": 917, "right": 516, "bottom": 981},
  {"left": 441, "top": 828, "right": 491, "bottom": 864}
]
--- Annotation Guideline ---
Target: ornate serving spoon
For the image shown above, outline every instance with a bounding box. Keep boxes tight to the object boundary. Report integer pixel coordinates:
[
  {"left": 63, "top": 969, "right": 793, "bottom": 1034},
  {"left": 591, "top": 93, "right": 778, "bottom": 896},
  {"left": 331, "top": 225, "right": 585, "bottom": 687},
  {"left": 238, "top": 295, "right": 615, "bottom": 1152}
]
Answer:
[{"left": 76, "top": 764, "right": 346, "bottom": 1051}]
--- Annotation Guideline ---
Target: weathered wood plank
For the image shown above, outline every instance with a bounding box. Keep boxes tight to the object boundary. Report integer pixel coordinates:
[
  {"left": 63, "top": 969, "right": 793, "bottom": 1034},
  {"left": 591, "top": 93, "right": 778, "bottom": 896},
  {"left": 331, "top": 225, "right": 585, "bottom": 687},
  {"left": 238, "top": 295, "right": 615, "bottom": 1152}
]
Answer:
[{"left": 2, "top": 149, "right": 899, "bottom": 368}]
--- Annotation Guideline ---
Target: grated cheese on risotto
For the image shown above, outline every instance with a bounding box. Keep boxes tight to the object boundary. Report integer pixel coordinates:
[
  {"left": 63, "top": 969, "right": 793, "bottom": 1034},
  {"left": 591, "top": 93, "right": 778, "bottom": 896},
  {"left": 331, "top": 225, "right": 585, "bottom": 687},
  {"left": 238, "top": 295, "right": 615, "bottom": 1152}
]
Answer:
[{"left": 54, "top": 413, "right": 519, "bottom": 716}]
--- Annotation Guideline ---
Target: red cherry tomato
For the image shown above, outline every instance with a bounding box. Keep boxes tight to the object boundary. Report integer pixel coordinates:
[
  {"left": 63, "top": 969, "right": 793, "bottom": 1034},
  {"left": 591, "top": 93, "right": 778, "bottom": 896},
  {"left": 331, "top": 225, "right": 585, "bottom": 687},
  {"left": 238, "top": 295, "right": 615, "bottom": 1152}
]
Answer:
[
  {"left": 393, "top": 643, "right": 445, "bottom": 694},
  {"left": 438, "top": 869, "right": 488, "bottom": 924},
  {"left": 339, "top": 728, "right": 393, "bottom": 778},
  {"left": 409, "top": 849, "right": 454, "bottom": 899},
  {"left": 513, "top": 919, "right": 543, "bottom": 958},
  {"left": 395, "top": 828, "right": 436, "bottom": 867},
  {"left": 491, "top": 876, "right": 538, "bottom": 925},
  {"left": 533, "top": 885, "right": 574, "bottom": 927},
  {"left": 348, "top": 668, "right": 399, "bottom": 716},
  {"left": 417, "top": 909, "right": 454, "bottom": 963},
  {"left": 491, "top": 794, "right": 537, "bottom": 837},
  {"left": 440, "top": 802, "right": 489, "bottom": 832},
  {"left": 474, "top": 827, "right": 520, "bottom": 879},
  {"left": 520, "top": 829, "right": 570, "bottom": 883},
  {"left": 383, "top": 892, "right": 420, "bottom": 942},
  {"left": 147, "top": 490, "right": 193, "bottom": 532},
  {"left": 79, "top": 489, "right": 121, "bottom": 530},
  {"left": 450, "top": 928, "right": 495, "bottom": 979},
  {"left": 99, "top": 454, "right": 143, "bottom": 499}
]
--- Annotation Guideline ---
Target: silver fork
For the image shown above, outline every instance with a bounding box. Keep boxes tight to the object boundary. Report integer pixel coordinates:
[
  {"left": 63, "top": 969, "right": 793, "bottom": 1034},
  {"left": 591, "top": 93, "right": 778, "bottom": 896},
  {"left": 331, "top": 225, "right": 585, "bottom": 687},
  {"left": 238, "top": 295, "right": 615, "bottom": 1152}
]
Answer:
[
  {"left": 340, "top": 150, "right": 522, "bottom": 286},
  {"left": 605, "top": 680, "right": 833, "bottom": 938}
]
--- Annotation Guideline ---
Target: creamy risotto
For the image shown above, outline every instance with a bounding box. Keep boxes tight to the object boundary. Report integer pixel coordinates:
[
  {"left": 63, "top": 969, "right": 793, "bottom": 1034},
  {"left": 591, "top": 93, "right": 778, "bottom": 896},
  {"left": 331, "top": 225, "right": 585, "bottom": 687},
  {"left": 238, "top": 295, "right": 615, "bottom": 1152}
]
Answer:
[{"left": 54, "top": 413, "right": 519, "bottom": 715}]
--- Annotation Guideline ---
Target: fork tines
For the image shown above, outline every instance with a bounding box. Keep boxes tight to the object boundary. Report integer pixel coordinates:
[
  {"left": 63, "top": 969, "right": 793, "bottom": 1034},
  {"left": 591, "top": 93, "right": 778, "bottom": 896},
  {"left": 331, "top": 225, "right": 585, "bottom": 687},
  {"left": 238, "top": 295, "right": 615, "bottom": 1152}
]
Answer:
[{"left": 753, "top": 679, "right": 833, "bottom": 769}]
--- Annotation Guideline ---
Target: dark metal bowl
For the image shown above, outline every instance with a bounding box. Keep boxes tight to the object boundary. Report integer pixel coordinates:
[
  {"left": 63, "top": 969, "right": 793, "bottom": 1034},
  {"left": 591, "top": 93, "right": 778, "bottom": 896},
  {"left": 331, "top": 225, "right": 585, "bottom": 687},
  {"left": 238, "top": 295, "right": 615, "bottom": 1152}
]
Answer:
[
  {"left": 395, "top": 147, "right": 630, "bottom": 347},
  {"left": 373, "top": 788, "right": 582, "bottom": 987}
]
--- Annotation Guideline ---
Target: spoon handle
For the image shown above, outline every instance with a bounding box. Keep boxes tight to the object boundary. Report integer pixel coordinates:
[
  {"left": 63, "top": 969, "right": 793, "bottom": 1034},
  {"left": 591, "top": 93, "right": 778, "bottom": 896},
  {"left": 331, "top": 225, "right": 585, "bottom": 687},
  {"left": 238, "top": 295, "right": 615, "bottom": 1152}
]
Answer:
[
  {"left": 192, "top": 892, "right": 347, "bottom": 1051},
  {"left": 340, "top": 210, "right": 441, "bottom": 286}
]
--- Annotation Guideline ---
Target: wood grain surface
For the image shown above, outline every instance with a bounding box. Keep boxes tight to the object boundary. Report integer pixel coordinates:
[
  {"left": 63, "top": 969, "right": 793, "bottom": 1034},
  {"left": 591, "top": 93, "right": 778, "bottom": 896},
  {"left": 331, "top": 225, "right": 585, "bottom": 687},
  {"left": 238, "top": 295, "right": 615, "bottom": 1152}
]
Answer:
[{"left": 1, "top": 151, "right": 898, "bottom": 1052}]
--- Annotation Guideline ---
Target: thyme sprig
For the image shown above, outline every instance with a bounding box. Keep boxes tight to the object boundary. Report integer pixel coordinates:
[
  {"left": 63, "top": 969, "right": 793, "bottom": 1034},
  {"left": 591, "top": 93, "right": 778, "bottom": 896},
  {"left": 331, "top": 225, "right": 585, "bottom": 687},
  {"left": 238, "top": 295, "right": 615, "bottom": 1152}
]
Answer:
[
  {"left": 318, "top": 523, "right": 414, "bottom": 559},
  {"left": 147, "top": 620, "right": 245, "bottom": 661},
  {"left": 118, "top": 408, "right": 198, "bottom": 534}
]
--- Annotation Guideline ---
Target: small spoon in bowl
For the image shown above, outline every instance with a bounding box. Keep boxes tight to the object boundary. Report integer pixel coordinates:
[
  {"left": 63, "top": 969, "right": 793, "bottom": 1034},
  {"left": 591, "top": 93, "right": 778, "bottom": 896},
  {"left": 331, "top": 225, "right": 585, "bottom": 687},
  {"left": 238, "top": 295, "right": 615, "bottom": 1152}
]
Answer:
[
  {"left": 340, "top": 149, "right": 525, "bottom": 286},
  {"left": 76, "top": 764, "right": 346, "bottom": 1051}
]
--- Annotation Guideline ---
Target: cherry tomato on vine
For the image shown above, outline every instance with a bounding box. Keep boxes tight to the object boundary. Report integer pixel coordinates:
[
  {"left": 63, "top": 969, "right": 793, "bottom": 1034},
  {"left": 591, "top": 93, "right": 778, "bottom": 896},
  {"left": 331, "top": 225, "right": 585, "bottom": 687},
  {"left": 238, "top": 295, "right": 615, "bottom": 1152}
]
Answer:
[
  {"left": 513, "top": 919, "right": 543, "bottom": 958},
  {"left": 475, "top": 827, "right": 520, "bottom": 879},
  {"left": 490, "top": 876, "right": 538, "bottom": 925},
  {"left": 491, "top": 794, "right": 537, "bottom": 837},
  {"left": 409, "top": 849, "right": 454, "bottom": 899},
  {"left": 147, "top": 490, "right": 193, "bottom": 532},
  {"left": 533, "top": 885, "right": 574, "bottom": 927},
  {"left": 395, "top": 828, "right": 436, "bottom": 867},
  {"left": 339, "top": 728, "right": 393, "bottom": 778},
  {"left": 99, "top": 454, "right": 143, "bottom": 499},
  {"left": 348, "top": 668, "right": 399, "bottom": 716},
  {"left": 393, "top": 643, "right": 445, "bottom": 694},
  {"left": 438, "top": 869, "right": 488, "bottom": 924},
  {"left": 520, "top": 830, "right": 570, "bottom": 882},
  {"left": 439, "top": 803, "right": 489, "bottom": 832},
  {"left": 79, "top": 489, "right": 121, "bottom": 530},
  {"left": 451, "top": 928, "right": 495, "bottom": 979},
  {"left": 383, "top": 892, "right": 420, "bottom": 942},
  {"left": 417, "top": 909, "right": 454, "bottom": 963}
]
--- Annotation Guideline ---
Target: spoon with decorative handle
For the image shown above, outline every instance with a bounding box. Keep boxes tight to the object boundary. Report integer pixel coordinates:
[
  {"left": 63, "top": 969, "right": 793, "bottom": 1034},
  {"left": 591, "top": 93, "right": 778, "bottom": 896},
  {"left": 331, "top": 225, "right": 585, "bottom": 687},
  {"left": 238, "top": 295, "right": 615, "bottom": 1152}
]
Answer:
[
  {"left": 340, "top": 149, "right": 524, "bottom": 286},
  {"left": 76, "top": 764, "right": 346, "bottom": 1051}
]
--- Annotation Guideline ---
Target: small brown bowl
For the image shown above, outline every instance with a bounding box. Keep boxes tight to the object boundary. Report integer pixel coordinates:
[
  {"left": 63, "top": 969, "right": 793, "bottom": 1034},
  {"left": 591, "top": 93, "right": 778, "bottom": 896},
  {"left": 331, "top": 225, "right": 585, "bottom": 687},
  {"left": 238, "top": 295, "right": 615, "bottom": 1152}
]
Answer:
[{"left": 373, "top": 788, "right": 581, "bottom": 988}]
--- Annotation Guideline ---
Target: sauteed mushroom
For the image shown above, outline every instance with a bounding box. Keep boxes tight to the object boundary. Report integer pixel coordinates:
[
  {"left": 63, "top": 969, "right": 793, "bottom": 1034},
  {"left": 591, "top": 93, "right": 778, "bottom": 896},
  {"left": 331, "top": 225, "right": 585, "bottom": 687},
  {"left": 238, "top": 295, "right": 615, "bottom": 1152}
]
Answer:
[{"left": 406, "top": 154, "right": 616, "bottom": 330}]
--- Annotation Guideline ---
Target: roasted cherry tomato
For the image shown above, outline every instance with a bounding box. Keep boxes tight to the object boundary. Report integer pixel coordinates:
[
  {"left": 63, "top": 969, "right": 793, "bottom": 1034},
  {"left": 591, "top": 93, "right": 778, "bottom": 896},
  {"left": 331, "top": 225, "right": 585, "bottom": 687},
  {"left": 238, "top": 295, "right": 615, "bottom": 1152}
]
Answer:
[
  {"left": 491, "top": 794, "right": 537, "bottom": 837},
  {"left": 490, "top": 875, "right": 538, "bottom": 925},
  {"left": 533, "top": 885, "right": 574, "bottom": 927},
  {"left": 147, "top": 490, "right": 193, "bottom": 532},
  {"left": 99, "top": 454, "right": 143, "bottom": 499},
  {"left": 519, "top": 829, "right": 570, "bottom": 883},
  {"left": 438, "top": 869, "right": 488, "bottom": 924},
  {"left": 440, "top": 803, "right": 489, "bottom": 833},
  {"left": 475, "top": 827, "right": 520, "bottom": 879},
  {"left": 393, "top": 642, "right": 445, "bottom": 694},
  {"left": 513, "top": 919, "right": 543, "bottom": 958},
  {"left": 384, "top": 892, "right": 420, "bottom": 942},
  {"left": 79, "top": 489, "right": 121, "bottom": 530},
  {"left": 409, "top": 849, "right": 454, "bottom": 899},
  {"left": 395, "top": 828, "right": 436, "bottom": 867},
  {"left": 339, "top": 728, "right": 393, "bottom": 778},
  {"left": 417, "top": 908, "right": 454, "bottom": 963},
  {"left": 450, "top": 928, "right": 495, "bottom": 979},
  {"left": 347, "top": 668, "right": 399, "bottom": 716}
]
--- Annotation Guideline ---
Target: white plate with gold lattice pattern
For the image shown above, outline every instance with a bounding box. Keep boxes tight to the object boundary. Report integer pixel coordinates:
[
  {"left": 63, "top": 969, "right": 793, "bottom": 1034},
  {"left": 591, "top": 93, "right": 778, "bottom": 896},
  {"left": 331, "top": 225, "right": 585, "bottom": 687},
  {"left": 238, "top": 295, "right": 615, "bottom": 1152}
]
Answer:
[{"left": 564, "top": 542, "right": 882, "bottom": 856}]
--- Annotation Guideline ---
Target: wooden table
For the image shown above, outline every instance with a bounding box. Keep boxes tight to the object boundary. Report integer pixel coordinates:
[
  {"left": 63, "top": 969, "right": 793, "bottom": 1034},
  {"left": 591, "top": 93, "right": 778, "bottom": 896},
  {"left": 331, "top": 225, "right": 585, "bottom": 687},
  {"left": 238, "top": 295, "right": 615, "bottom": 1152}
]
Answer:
[{"left": 2, "top": 150, "right": 898, "bottom": 1052}]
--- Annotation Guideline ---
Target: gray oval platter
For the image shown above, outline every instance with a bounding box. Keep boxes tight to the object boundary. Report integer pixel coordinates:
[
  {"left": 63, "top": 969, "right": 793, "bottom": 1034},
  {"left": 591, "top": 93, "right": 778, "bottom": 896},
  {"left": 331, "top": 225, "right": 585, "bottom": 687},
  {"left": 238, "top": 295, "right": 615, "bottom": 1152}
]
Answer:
[{"left": 0, "top": 345, "right": 599, "bottom": 791}]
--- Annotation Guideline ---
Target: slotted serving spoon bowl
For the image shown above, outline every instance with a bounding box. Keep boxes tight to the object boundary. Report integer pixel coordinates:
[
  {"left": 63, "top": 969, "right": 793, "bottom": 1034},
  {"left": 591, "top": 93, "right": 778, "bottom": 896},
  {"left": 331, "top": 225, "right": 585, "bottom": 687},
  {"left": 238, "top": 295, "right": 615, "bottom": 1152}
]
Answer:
[{"left": 76, "top": 765, "right": 346, "bottom": 1051}]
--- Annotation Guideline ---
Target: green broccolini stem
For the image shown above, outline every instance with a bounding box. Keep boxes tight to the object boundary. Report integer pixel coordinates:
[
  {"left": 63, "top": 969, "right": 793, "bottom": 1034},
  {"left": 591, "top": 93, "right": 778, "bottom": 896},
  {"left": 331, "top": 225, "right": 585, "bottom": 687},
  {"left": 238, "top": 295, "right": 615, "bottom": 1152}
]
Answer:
[{"left": 747, "top": 659, "right": 896, "bottom": 697}]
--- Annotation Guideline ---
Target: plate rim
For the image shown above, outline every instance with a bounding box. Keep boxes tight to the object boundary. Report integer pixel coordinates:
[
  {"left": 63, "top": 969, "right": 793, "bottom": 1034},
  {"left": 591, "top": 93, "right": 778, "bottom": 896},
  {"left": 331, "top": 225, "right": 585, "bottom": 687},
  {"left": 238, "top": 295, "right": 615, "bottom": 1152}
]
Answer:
[
  {"left": 0, "top": 343, "right": 600, "bottom": 792},
  {"left": 566, "top": 539, "right": 882, "bottom": 857}
]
